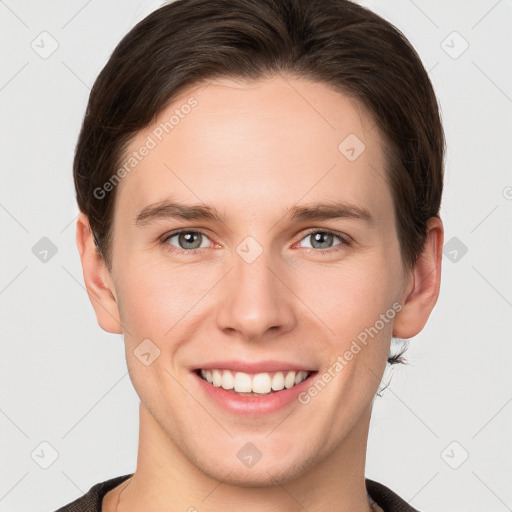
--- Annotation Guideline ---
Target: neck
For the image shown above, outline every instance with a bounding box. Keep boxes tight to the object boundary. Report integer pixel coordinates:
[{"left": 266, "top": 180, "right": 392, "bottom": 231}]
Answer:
[{"left": 114, "top": 403, "right": 374, "bottom": 512}]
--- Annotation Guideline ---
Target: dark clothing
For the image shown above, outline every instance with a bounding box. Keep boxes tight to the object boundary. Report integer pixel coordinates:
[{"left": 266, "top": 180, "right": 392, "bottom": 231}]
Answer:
[{"left": 54, "top": 473, "right": 419, "bottom": 511}]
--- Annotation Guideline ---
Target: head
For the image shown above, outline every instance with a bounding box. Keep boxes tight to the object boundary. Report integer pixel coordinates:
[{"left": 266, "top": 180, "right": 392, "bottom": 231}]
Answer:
[{"left": 75, "top": 0, "right": 444, "bottom": 487}]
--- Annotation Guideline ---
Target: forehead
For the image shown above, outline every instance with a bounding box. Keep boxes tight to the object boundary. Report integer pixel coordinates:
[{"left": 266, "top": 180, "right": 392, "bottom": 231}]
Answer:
[{"left": 115, "top": 75, "right": 392, "bottom": 223}]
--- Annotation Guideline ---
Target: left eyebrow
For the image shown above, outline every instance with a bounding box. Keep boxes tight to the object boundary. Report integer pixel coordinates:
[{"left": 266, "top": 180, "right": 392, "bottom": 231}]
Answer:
[
  {"left": 134, "top": 199, "right": 374, "bottom": 227},
  {"left": 135, "top": 200, "right": 226, "bottom": 226},
  {"left": 283, "top": 201, "right": 374, "bottom": 224}
]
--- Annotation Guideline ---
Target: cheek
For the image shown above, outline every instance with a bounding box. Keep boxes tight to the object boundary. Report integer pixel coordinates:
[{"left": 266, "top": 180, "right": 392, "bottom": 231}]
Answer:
[
  {"left": 115, "top": 257, "right": 216, "bottom": 337},
  {"left": 297, "top": 257, "right": 402, "bottom": 337}
]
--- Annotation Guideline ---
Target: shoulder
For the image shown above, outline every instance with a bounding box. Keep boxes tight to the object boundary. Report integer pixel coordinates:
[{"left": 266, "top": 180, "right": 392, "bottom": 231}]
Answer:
[
  {"left": 52, "top": 474, "right": 133, "bottom": 512},
  {"left": 366, "top": 478, "right": 421, "bottom": 512}
]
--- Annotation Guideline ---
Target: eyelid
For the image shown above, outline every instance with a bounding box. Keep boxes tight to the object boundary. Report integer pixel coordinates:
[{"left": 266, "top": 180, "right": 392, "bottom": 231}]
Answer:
[
  {"left": 294, "top": 228, "right": 351, "bottom": 250},
  {"left": 160, "top": 227, "right": 351, "bottom": 255},
  {"left": 160, "top": 228, "right": 215, "bottom": 253}
]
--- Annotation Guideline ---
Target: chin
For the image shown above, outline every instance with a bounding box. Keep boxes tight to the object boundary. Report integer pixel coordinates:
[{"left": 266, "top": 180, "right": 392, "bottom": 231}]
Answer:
[{"left": 194, "top": 446, "right": 317, "bottom": 488}]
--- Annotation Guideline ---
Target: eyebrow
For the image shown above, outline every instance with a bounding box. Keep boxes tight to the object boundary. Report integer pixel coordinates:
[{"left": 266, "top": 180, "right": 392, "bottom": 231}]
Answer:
[{"left": 135, "top": 199, "right": 373, "bottom": 226}]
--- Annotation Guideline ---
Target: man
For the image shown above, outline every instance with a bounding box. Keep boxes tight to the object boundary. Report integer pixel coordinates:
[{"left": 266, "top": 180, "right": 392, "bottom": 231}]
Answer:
[{"left": 56, "top": 0, "right": 444, "bottom": 510}]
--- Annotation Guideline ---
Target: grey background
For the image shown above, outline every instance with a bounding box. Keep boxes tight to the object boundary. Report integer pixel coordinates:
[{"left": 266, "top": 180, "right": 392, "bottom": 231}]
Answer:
[{"left": 1, "top": 1, "right": 511, "bottom": 510}]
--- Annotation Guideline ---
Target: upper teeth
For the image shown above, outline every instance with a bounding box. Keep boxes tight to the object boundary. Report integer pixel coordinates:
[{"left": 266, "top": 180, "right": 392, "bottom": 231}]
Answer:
[{"left": 200, "top": 369, "right": 310, "bottom": 394}]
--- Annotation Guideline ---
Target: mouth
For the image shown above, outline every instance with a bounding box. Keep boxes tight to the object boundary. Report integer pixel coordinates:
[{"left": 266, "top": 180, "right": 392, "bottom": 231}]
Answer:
[{"left": 194, "top": 368, "right": 316, "bottom": 396}]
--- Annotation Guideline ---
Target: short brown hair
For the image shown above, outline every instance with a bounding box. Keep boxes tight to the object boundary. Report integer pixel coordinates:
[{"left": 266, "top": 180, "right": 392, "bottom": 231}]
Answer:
[{"left": 74, "top": 0, "right": 444, "bottom": 272}]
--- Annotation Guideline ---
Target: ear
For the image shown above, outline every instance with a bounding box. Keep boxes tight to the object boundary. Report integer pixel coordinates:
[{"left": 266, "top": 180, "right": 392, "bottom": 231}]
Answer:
[
  {"left": 76, "top": 212, "right": 123, "bottom": 334},
  {"left": 393, "top": 216, "right": 444, "bottom": 339}
]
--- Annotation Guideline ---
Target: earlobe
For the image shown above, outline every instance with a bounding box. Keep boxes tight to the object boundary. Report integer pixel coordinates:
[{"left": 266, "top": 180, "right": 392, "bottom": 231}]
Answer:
[
  {"left": 393, "top": 216, "right": 444, "bottom": 339},
  {"left": 76, "top": 213, "right": 124, "bottom": 334}
]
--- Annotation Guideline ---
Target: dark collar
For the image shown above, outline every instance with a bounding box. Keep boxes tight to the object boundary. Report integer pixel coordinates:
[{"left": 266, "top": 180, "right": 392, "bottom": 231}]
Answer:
[{"left": 54, "top": 474, "right": 420, "bottom": 512}]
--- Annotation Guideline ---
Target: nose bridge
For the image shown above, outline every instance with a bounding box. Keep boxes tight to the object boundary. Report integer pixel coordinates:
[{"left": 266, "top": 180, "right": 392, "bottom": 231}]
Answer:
[{"left": 216, "top": 241, "right": 295, "bottom": 340}]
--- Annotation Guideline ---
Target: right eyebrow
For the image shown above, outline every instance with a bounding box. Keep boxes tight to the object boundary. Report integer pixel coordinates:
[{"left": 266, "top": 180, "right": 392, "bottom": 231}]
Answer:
[{"left": 135, "top": 200, "right": 226, "bottom": 227}]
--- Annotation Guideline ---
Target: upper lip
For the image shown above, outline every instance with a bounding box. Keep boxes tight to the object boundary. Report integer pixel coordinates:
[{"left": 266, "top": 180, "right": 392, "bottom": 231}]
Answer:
[{"left": 193, "top": 360, "right": 316, "bottom": 374}]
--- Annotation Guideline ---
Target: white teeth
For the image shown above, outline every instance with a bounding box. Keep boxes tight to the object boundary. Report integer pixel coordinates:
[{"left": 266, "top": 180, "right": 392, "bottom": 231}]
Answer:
[
  {"left": 252, "top": 373, "right": 272, "bottom": 394},
  {"left": 233, "top": 372, "right": 252, "bottom": 392},
  {"left": 212, "top": 369, "right": 222, "bottom": 387},
  {"left": 199, "top": 369, "right": 310, "bottom": 394},
  {"left": 295, "top": 371, "right": 308, "bottom": 385},
  {"left": 271, "top": 371, "right": 285, "bottom": 391},
  {"left": 221, "top": 370, "right": 234, "bottom": 390},
  {"left": 284, "top": 371, "right": 296, "bottom": 389}
]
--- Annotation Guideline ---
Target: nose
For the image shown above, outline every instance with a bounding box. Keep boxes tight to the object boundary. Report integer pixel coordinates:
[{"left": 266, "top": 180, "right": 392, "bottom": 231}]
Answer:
[{"left": 215, "top": 248, "right": 297, "bottom": 342}]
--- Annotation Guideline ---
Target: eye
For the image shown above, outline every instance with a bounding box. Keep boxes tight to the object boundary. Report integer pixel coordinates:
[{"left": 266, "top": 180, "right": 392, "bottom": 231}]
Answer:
[
  {"left": 162, "top": 230, "right": 212, "bottom": 253},
  {"left": 296, "top": 229, "right": 349, "bottom": 252}
]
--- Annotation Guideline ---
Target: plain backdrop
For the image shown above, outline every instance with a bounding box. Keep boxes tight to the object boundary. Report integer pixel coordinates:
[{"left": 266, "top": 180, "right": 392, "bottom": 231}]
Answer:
[{"left": 0, "top": 1, "right": 511, "bottom": 511}]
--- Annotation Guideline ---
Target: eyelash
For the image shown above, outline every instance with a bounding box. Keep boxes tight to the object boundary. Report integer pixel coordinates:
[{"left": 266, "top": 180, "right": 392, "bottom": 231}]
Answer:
[{"left": 160, "top": 228, "right": 351, "bottom": 256}]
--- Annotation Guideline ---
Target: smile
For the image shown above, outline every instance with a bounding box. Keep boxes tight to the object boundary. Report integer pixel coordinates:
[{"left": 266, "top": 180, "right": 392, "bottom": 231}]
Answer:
[{"left": 197, "top": 369, "right": 312, "bottom": 395}]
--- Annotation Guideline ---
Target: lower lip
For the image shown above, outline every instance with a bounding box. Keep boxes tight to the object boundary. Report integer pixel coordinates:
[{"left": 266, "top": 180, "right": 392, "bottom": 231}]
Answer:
[{"left": 193, "top": 371, "right": 318, "bottom": 416}]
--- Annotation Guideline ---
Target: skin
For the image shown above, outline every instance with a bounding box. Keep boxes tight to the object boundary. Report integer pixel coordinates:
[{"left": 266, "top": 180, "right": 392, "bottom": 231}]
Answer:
[{"left": 76, "top": 75, "right": 443, "bottom": 512}]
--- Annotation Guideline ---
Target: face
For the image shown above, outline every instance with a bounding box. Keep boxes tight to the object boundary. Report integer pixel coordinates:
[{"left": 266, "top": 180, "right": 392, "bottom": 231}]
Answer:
[{"left": 103, "top": 75, "right": 411, "bottom": 485}]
